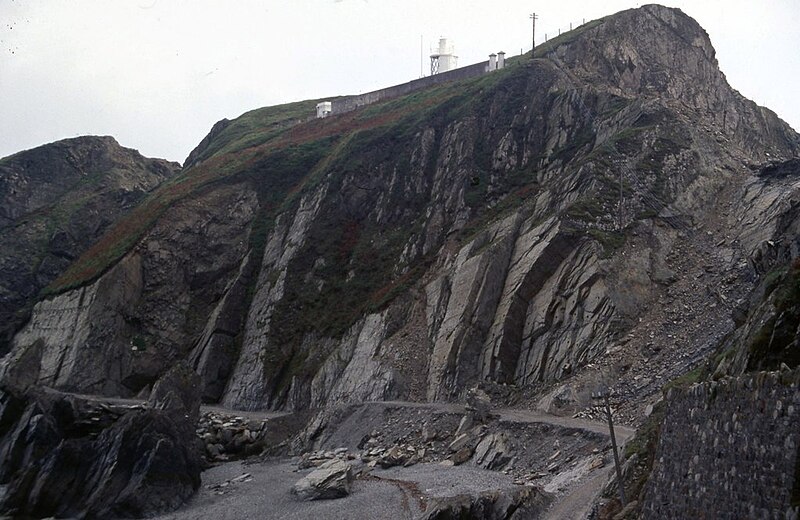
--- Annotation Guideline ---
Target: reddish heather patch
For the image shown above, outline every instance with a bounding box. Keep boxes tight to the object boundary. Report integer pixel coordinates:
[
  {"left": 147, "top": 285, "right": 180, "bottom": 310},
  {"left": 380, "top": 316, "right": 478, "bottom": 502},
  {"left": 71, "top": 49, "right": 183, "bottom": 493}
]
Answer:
[{"left": 49, "top": 89, "right": 458, "bottom": 293}]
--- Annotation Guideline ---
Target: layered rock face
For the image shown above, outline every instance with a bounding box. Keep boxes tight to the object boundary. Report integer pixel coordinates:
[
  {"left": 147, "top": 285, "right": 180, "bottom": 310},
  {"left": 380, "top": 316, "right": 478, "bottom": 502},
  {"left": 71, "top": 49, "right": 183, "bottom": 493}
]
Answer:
[
  {"left": 218, "top": 4, "right": 798, "bottom": 411},
  {"left": 6, "top": 5, "right": 800, "bottom": 415},
  {"left": 0, "top": 136, "right": 179, "bottom": 355},
  {"left": 710, "top": 158, "right": 800, "bottom": 376},
  {"left": 10, "top": 183, "right": 257, "bottom": 396}
]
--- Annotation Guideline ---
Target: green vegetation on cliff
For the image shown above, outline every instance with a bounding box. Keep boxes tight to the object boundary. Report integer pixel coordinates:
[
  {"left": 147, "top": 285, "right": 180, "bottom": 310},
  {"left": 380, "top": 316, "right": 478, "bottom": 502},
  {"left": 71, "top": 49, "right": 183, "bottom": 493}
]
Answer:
[
  {"left": 45, "top": 60, "right": 523, "bottom": 297},
  {"left": 747, "top": 259, "right": 800, "bottom": 371}
]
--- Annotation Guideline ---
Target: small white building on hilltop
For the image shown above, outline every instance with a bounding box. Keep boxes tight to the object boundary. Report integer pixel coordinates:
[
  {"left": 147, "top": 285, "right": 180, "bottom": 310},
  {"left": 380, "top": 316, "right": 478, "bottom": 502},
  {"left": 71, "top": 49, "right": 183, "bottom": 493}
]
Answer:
[
  {"left": 316, "top": 101, "right": 332, "bottom": 119},
  {"left": 488, "top": 51, "right": 506, "bottom": 71},
  {"left": 315, "top": 42, "right": 507, "bottom": 119}
]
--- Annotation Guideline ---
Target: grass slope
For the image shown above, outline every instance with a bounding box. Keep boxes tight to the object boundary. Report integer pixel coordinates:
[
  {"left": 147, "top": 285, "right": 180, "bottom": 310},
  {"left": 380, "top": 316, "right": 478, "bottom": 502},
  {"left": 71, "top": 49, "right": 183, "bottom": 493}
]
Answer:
[{"left": 46, "top": 61, "right": 521, "bottom": 296}]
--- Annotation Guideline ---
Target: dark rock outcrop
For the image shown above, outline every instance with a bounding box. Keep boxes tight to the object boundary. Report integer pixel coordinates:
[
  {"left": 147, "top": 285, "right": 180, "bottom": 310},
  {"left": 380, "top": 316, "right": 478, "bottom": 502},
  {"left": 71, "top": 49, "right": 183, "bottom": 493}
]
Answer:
[
  {"left": 0, "top": 338, "right": 43, "bottom": 392},
  {"left": 0, "top": 366, "right": 201, "bottom": 518},
  {"left": 8, "top": 182, "right": 257, "bottom": 397},
  {"left": 183, "top": 118, "right": 230, "bottom": 169},
  {"left": 149, "top": 361, "right": 202, "bottom": 425},
  {"left": 421, "top": 486, "right": 550, "bottom": 520}
]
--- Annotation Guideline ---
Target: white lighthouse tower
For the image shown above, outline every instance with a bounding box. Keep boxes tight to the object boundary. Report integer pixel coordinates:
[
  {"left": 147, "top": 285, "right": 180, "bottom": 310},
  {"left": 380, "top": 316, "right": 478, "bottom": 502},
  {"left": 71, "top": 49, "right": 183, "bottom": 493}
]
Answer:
[{"left": 430, "top": 38, "right": 458, "bottom": 75}]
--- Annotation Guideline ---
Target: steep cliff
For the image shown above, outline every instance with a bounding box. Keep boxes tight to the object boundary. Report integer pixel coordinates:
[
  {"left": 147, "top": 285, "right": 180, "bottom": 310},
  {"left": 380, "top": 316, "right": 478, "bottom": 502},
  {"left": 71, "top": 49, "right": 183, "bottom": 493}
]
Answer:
[
  {"left": 707, "top": 159, "right": 800, "bottom": 376},
  {"left": 0, "top": 137, "right": 179, "bottom": 356},
  {"left": 589, "top": 155, "right": 800, "bottom": 518},
  {"left": 6, "top": 5, "right": 799, "bottom": 418}
]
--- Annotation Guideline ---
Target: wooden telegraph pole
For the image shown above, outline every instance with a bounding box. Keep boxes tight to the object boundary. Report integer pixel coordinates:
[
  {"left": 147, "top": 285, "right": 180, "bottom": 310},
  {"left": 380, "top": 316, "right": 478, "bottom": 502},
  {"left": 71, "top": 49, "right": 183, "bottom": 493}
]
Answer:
[
  {"left": 529, "top": 12, "right": 538, "bottom": 56},
  {"left": 592, "top": 389, "right": 627, "bottom": 507},
  {"left": 619, "top": 167, "right": 624, "bottom": 230}
]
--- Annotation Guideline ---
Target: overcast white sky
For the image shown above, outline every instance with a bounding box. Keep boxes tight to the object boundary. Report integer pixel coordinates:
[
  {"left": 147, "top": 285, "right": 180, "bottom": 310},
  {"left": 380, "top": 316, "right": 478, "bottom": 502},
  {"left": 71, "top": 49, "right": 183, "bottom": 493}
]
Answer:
[{"left": 1, "top": 0, "right": 798, "bottom": 164}]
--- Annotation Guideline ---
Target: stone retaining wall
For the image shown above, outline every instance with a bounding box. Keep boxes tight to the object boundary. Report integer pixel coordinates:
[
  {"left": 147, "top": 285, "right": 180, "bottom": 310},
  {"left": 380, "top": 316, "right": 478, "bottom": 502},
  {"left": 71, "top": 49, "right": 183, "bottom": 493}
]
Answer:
[
  {"left": 330, "top": 61, "right": 490, "bottom": 116},
  {"left": 642, "top": 370, "right": 800, "bottom": 519}
]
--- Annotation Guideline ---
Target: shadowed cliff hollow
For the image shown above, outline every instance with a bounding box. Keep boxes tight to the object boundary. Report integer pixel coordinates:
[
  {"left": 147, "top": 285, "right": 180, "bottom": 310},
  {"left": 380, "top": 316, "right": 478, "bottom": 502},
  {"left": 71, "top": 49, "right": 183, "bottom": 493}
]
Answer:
[{"left": 6, "top": 4, "right": 799, "bottom": 419}]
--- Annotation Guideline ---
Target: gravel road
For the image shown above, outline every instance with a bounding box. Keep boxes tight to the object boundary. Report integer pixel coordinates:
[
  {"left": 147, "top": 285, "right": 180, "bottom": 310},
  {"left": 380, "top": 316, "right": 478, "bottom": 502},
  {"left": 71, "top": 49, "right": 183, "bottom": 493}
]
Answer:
[{"left": 154, "top": 459, "right": 527, "bottom": 520}]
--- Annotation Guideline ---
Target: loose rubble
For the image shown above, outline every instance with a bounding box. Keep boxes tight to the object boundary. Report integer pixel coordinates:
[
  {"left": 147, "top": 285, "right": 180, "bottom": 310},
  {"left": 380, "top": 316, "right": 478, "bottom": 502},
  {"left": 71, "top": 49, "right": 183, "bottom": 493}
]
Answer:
[
  {"left": 206, "top": 473, "right": 254, "bottom": 496},
  {"left": 197, "top": 411, "right": 268, "bottom": 461},
  {"left": 289, "top": 397, "right": 612, "bottom": 495}
]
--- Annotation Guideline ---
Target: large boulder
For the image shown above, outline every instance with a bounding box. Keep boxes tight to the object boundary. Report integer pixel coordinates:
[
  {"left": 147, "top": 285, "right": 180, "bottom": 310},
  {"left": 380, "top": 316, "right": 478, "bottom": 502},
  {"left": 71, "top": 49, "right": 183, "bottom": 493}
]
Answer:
[
  {"left": 291, "top": 459, "right": 353, "bottom": 501},
  {"left": 474, "top": 433, "right": 513, "bottom": 470},
  {"left": 148, "top": 361, "right": 202, "bottom": 425}
]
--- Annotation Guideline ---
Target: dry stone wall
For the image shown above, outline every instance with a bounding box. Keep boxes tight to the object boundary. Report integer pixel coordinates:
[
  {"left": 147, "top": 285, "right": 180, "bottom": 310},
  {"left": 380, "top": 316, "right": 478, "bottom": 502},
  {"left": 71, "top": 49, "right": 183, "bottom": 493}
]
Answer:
[{"left": 642, "top": 370, "right": 800, "bottom": 519}]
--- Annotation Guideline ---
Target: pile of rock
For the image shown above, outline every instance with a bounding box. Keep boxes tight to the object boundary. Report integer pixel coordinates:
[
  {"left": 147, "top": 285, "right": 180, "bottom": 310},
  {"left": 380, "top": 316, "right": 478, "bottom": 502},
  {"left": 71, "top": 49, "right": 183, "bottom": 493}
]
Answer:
[
  {"left": 296, "top": 390, "right": 513, "bottom": 473},
  {"left": 296, "top": 443, "right": 427, "bottom": 475},
  {"left": 197, "top": 411, "right": 267, "bottom": 461},
  {"left": 436, "top": 388, "right": 513, "bottom": 468},
  {"left": 367, "top": 443, "right": 428, "bottom": 468},
  {"left": 298, "top": 447, "right": 353, "bottom": 468},
  {"left": 573, "top": 404, "right": 614, "bottom": 422}
]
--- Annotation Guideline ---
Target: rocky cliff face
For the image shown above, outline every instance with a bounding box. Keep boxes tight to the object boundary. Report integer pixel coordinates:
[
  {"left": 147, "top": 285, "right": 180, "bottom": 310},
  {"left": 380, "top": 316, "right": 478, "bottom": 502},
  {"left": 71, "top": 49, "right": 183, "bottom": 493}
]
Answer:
[
  {"left": 706, "top": 158, "right": 800, "bottom": 377},
  {"left": 10, "top": 182, "right": 257, "bottom": 396},
  {"left": 5, "top": 5, "right": 799, "bottom": 418},
  {"left": 0, "top": 136, "right": 179, "bottom": 356}
]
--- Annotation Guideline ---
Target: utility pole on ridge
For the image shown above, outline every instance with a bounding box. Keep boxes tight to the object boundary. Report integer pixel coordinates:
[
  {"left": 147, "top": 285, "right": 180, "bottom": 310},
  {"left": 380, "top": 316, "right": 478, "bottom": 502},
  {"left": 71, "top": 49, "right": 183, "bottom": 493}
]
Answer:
[{"left": 529, "top": 12, "right": 538, "bottom": 56}]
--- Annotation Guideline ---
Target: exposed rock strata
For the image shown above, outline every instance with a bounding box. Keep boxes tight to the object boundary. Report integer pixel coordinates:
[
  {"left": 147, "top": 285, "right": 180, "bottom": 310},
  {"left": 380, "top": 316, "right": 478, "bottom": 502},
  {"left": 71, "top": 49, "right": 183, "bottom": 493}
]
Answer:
[
  {"left": 4, "top": 6, "right": 800, "bottom": 417},
  {"left": 11, "top": 183, "right": 257, "bottom": 396},
  {"left": 421, "top": 486, "right": 549, "bottom": 520}
]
